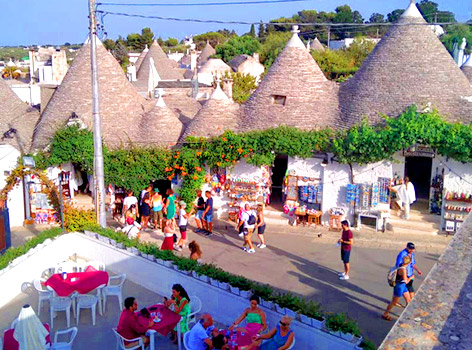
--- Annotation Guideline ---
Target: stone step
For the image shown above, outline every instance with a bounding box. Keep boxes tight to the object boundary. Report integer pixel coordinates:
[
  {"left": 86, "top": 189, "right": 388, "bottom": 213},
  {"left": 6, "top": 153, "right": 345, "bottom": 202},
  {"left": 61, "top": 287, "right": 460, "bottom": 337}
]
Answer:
[{"left": 388, "top": 217, "right": 440, "bottom": 232}]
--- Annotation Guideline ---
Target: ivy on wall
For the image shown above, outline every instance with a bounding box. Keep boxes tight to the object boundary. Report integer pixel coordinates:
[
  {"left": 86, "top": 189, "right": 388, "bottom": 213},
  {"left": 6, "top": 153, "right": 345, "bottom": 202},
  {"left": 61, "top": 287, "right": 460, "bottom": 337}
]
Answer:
[{"left": 33, "top": 107, "right": 472, "bottom": 205}]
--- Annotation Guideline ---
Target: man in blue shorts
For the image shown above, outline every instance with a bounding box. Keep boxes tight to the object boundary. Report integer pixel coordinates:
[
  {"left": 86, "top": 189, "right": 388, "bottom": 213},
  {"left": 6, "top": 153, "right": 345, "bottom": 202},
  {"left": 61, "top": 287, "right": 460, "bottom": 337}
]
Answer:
[
  {"left": 202, "top": 191, "right": 213, "bottom": 236},
  {"left": 194, "top": 190, "right": 205, "bottom": 233},
  {"left": 395, "top": 242, "right": 422, "bottom": 299}
]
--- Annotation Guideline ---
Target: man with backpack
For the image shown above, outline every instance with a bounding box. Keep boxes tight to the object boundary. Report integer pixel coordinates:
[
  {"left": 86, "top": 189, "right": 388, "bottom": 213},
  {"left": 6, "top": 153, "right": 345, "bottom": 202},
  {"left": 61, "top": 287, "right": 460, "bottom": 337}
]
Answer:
[
  {"left": 239, "top": 203, "right": 257, "bottom": 253},
  {"left": 395, "top": 242, "right": 422, "bottom": 299}
]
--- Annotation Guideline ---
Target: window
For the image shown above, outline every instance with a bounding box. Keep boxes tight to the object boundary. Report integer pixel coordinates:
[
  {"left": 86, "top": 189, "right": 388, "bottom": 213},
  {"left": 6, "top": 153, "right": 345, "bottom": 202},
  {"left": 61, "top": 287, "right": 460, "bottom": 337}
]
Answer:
[{"left": 272, "top": 95, "right": 286, "bottom": 105}]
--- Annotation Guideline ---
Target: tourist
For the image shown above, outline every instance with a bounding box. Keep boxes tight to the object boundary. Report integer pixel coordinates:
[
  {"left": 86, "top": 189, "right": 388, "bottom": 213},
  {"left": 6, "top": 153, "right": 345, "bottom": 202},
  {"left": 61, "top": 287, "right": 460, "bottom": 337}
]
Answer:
[
  {"left": 151, "top": 188, "right": 164, "bottom": 230},
  {"left": 116, "top": 206, "right": 142, "bottom": 240},
  {"left": 123, "top": 190, "right": 138, "bottom": 218},
  {"left": 140, "top": 192, "right": 151, "bottom": 230},
  {"left": 187, "top": 314, "right": 214, "bottom": 350},
  {"left": 194, "top": 189, "right": 206, "bottom": 233},
  {"left": 256, "top": 204, "right": 267, "bottom": 249},
  {"left": 238, "top": 197, "right": 249, "bottom": 237},
  {"left": 117, "top": 297, "right": 153, "bottom": 347},
  {"left": 382, "top": 255, "right": 414, "bottom": 321},
  {"left": 175, "top": 201, "right": 190, "bottom": 251},
  {"left": 161, "top": 219, "right": 175, "bottom": 251},
  {"left": 140, "top": 184, "right": 153, "bottom": 207},
  {"left": 164, "top": 284, "right": 191, "bottom": 343},
  {"left": 338, "top": 220, "right": 353, "bottom": 281},
  {"left": 189, "top": 241, "right": 202, "bottom": 262},
  {"left": 229, "top": 295, "right": 267, "bottom": 336},
  {"left": 251, "top": 315, "right": 294, "bottom": 350},
  {"left": 202, "top": 191, "right": 213, "bottom": 235},
  {"left": 395, "top": 242, "right": 422, "bottom": 300},
  {"left": 239, "top": 203, "right": 256, "bottom": 253},
  {"left": 390, "top": 177, "right": 416, "bottom": 220},
  {"left": 164, "top": 189, "right": 177, "bottom": 226}
]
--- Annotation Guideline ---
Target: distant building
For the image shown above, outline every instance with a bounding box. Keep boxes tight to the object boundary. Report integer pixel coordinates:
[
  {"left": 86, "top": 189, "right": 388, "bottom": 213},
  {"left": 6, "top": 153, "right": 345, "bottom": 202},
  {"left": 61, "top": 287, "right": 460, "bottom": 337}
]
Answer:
[
  {"left": 198, "top": 58, "right": 231, "bottom": 85},
  {"left": 29, "top": 47, "right": 68, "bottom": 84},
  {"left": 229, "top": 53, "right": 265, "bottom": 82},
  {"left": 329, "top": 38, "right": 380, "bottom": 50}
]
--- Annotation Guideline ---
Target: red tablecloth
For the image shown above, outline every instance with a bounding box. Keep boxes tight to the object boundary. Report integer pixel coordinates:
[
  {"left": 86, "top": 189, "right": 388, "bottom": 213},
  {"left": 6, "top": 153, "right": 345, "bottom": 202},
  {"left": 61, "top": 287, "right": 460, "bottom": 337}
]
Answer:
[
  {"left": 3, "top": 324, "right": 51, "bottom": 350},
  {"left": 139, "top": 304, "right": 181, "bottom": 336},
  {"left": 221, "top": 329, "right": 254, "bottom": 350},
  {"left": 44, "top": 271, "right": 109, "bottom": 296}
]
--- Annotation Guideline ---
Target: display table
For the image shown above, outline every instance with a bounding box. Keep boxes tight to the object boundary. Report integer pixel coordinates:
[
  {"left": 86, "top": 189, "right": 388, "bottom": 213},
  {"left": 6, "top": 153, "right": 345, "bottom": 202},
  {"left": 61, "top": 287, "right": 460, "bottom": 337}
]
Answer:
[
  {"left": 356, "top": 211, "right": 390, "bottom": 232},
  {"left": 295, "top": 212, "right": 307, "bottom": 226},
  {"left": 329, "top": 215, "right": 343, "bottom": 230},
  {"left": 307, "top": 212, "right": 322, "bottom": 226}
]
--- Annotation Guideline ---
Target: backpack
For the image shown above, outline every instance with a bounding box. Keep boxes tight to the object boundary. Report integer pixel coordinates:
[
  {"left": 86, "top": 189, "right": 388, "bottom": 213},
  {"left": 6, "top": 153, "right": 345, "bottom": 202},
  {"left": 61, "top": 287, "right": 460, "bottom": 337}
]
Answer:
[
  {"left": 247, "top": 213, "right": 256, "bottom": 225},
  {"left": 387, "top": 266, "right": 402, "bottom": 287}
]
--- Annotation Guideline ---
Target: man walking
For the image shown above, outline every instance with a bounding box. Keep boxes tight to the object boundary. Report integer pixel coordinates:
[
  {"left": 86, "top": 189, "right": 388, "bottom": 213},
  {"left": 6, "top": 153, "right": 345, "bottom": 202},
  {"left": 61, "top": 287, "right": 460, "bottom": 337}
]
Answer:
[
  {"left": 194, "top": 190, "right": 205, "bottom": 233},
  {"left": 396, "top": 242, "right": 422, "bottom": 299},
  {"left": 338, "top": 220, "right": 353, "bottom": 281},
  {"left": 202, "top": 191, "right": 213, "bottom": 235}
]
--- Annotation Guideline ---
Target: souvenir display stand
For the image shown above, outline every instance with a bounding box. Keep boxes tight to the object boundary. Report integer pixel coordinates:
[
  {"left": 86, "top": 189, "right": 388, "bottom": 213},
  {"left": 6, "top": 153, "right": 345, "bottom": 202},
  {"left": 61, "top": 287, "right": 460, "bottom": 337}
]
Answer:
[
  {"left": 28, "top": 174, "right": 57, "bottom": 224},
  {"left": 443, "top": 191, "right": 472, "bottom": 234},
  {"left": 284, "top": 175, "right": 323, "bottom": 226},
  {"left": 430, "top": 167, "right": 444, "bottom": 214},
  {"left": 346, "top": 177, "right": 391, "bottom": 231}
]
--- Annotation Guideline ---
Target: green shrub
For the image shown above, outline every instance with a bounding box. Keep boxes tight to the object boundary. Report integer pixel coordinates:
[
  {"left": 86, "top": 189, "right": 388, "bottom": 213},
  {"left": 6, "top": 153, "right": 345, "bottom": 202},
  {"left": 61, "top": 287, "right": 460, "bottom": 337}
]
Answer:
[
  {"left": 360, "top": 339, "right": 376, "bottom": 350},
  {"left": 326, "top": 313, "right": 361, "bottom": 336},
  {"left": 228, "top": 275, "right": 253, "bottom": 291},
  {"left": 64, "top": 207, "right": 96, "bottom": 232},
  {"left": 274, "top": 293, "right": 300, "bottom": 311},
  {"left": 252, "top": 283, "right": 273, "bottom": 300}
]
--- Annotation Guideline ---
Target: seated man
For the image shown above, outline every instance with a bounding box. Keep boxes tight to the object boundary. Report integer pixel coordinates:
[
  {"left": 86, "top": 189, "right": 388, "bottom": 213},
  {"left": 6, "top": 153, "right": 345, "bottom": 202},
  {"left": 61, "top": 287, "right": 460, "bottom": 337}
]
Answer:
[
  {"left": 117, "top": 297, "right": 153, "bottom": 347},
  {"left": 187, "top": 313, "right": 214, "bottom": 350}
]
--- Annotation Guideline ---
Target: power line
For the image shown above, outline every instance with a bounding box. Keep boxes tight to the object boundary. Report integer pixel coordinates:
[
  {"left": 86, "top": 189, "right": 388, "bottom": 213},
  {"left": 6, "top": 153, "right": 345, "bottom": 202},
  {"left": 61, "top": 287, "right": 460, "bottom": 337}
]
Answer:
[{"left": 97, "top": 0, "right": 308, "bottom": 6}]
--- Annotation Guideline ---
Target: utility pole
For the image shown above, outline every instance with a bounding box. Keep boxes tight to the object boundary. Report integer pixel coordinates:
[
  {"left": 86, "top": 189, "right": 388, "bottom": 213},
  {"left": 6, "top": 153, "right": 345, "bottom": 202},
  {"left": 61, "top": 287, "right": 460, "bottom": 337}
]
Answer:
[
  {"left": 327, "top": 26, "right": 331, "bottom": 50},
  {"left": 88, "top": 0, "right": 107, "bottom": 227}
]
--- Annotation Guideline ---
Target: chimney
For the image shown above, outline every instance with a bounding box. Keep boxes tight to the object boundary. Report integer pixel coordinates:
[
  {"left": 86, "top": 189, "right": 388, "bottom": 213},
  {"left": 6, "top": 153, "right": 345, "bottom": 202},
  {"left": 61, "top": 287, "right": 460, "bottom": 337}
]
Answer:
[
  {"left": 127, "top": 65, "right": 137, "bottom": 82},
  {"left": 190, "top": 49, "right": 197, "bottom": 71},
  {"left": 222, "top": 77, "right": 233, "bottom": 100},
  {"left": 252, "top": 52, "right": 260, "bottom": 62}
]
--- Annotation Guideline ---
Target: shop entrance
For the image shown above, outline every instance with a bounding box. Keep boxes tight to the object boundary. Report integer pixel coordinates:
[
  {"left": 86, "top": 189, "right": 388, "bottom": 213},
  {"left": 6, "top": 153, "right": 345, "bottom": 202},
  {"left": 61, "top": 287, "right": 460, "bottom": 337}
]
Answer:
[
  {"left": 270, "top": 155, "right": 288, "bottom": 209},
  {"left": 152, "top": 179, "right": 172, "bottom": 198},
  {"left": 404, "top": 156, "right": 433, "bottom": 201}
]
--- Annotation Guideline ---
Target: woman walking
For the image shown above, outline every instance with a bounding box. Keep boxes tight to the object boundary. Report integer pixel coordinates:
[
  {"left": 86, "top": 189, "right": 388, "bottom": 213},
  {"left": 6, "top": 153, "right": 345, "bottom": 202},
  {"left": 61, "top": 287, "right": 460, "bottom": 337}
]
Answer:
[
  {"left": 256, "top": 204, "right": 267, "bottom": 249},
  {"left": 175, "top": 201, "right": 190, "bottom": 251},
  {"left": 140, "top": 192, "right": 151, "bottom": 230},
  {"left": 161, "top": 219, "right": 175, "bottom": 251},
  {"left": 164, "top": 189, "right": 177, "bottom": 226},
  {"left": 382, "top": 255, "right": 414, "bottom": 321}
]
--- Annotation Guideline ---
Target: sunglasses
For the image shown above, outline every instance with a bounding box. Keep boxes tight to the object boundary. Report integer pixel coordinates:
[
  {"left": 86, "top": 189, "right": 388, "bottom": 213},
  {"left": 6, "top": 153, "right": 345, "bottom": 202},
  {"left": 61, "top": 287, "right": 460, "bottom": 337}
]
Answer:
[{"left": 280, "top": 321, "right": 289, "bottom": 327}]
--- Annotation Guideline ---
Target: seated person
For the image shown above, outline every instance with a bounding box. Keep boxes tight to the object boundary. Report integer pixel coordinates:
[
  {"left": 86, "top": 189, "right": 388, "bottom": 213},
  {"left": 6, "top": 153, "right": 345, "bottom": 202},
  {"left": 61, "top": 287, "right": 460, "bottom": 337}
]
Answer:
[
  {"left": 230, "top": 295, "right": 267, "bottom": 336},
  {"left": 117, "top": 297, "right": 154, "bottom": 347},
  {"left": 251, "top": 316, "right": 294, "bottom": 350},
  {"left": 164, "top": 284, "right": 191, "bottom": 343},
  {"left": 211, "top": 330, "right": 228, "bottom": 350},
  {"left": 187, "top": 314, "right": 214, "bottom": 350}
]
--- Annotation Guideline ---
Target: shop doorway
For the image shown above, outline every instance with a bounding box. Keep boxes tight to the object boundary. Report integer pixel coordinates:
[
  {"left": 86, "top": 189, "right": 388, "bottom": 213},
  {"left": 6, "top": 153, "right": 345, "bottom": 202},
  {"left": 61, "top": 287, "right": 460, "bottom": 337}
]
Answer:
[
  {"left": 152, "top": 179, "right": 172, "bottom": 198},
  {"left": 270, "top": 155, "right": 288, "bottom": 209},
  {"left": 404, "top": 156, "right": 433, "bottom": 201}
]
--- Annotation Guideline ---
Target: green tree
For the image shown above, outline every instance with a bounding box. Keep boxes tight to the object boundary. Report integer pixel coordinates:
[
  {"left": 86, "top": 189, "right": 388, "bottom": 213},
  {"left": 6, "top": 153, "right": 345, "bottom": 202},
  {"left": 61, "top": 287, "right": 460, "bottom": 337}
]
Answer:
[
  {"left": 369, "top": 13, "right": 385, "bottom": 23},
  {"left": 258, "top": 21, "right": 266, "bottom": 41},
  {"left": 165, "top": 38, "right": 179, "bottom": 47},
  {"left": 441, "top": 24, "right": 472, "bottom": 54},
  {"left": 112, "top": 40, "right": 129, "bottom": 69},
  {"left": 259, "top": 32, "right": 291, "bottom": 70},
  {"left": 193, "top": 32, "right": 227, "bottom": 49},
  {"left": 140, "top": 27, "right": 155, "bottom": 48},
  {"left": 126, "top": 33, "right": 142, "bottom": 51},
  {"left": 249, "top": 24, "right": 256, "bottom": 37},
  {"left": 387, "top": 9, "right": 405, "bottom": 22},
  {"left": 102, "top": 39, "right": 116, "bottom": 51},
  {"left": 215, "top": 35, "right": 261, "bottom": 63},
  {"left": 231, "top": 72, "right": 257, "bottom": 104}
]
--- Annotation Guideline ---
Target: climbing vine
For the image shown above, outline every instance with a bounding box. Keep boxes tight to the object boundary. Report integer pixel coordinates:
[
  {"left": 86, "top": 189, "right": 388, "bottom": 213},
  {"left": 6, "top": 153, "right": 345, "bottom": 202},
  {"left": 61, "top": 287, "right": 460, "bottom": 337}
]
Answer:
[{"left": 33, "top": 107, "right": 472, "bottom": 205}]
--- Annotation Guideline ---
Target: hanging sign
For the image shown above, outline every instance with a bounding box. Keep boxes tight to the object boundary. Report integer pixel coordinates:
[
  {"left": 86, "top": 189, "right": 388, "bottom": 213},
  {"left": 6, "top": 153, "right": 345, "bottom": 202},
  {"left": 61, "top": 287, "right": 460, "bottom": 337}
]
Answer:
[{"left": 403, "top": 144, "right": 435, "bottom": 158}]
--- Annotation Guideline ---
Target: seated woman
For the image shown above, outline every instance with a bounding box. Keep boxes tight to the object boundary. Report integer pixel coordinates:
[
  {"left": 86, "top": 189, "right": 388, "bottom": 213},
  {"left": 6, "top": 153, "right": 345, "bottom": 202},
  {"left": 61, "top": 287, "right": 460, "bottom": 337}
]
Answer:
[
  {"left": 251, "top": 316, "right": 294, "bottom": 350},
  {"left": 230, "top": 295, "right": 267, "bottom": 336},
  {"left": 164, "top": 284, "right": 191, "bottom": 343}
]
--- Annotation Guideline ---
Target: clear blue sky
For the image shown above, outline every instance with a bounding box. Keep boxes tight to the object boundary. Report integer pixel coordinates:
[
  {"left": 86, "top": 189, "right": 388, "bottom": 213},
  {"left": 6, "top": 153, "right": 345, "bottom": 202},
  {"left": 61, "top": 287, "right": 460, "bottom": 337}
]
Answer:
[{"left": 1, "top": 0, "right": 470, "bottom": 46}]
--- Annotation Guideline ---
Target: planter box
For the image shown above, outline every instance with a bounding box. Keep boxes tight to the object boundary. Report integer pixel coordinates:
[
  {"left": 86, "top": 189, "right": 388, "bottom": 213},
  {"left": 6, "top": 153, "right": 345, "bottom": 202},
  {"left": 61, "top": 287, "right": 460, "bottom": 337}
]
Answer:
[
  {"left": 239, "top": 290, "right": 251, "bottom": 299},
  {"left": 198, "top": 275, "right": 209, "bottom": 283},
  {"left": 99, "top": 236, "right": 110, "bottom": 244},
  {"left": 275, "top": 304, "right": 285, "bottom": 314},
  {"left": 163, "top": 260, "right": 173, "bottom": 268},
  {"left": 340, "top": 332, "right": 354, "bottom": 342},
  {"left": 116, "top": 243, "right": 124, "bottom": 249},
  {"left": 146, "top": 254, "right": 156, "bottom": 262},
  {"left": 218, "top": 282, "right": 229, "bottom": 291},
  {"left": 210, "top": 278, "right": 219, "bottom": 287},
  {"left": 261, "top": 299, "right": 273, "bottom": 310},
  {"left": 191, "top": 271, "right": 199, "bottom": 279},
  {"left": 354, "top": 336, "right": 363, "bottom": 346},
  {"left": 299, "top": 314, "right": 313, "bottom": 326},
  {"left": 229, "top": 286, "right": 240, "bottom": 295},
  {"left": 109, "top": 239, "right": 117, "bottom": 247},
  {"left": 329, "top": 331, "right": 341, "bottom": 338},
  {"left": 84, "top": 231, "right": 97, "bottom": 239},
  {"left": 130, "top": 247, "right": 139, "bottom": 255},
  {"left": 311, "top": 317, "right": 326, "bottom": 330},
  {"left": 156, "top": 259, "right": 165, "bottom": 265},
  {"left": 284, "top": 308, "right": 298, "bottom": 319}
]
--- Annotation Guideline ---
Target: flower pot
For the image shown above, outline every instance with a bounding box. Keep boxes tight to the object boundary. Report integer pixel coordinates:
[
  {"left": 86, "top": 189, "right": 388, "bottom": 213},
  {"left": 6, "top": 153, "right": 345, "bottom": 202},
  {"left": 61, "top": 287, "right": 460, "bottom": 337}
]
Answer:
[
  {"left": 275, "top": 304, "right": 285, "bottom": 314},
  {"left": 146, "top": 254, "right": 156, "bottom": 262},
  {"left": 163, "top": 260, "right": 173, "bottom": 267},
  {"left": 199, "top": 275, "right": 209, "bottom": 283},
  {"left": 311, "top": 317, "right": 325, "bottom": 330},
  {"left": 192, "top": 271, "right": 199, "bottom": 279},
  {"left": 210, "top": 278, "right": 219, "bottom": 287},
  {"left": 261, "top": 299, "right": 273, "bottom": 310},
  {"left": 354, "top": 336, "right": 363, "bottom": 346},
  {"left": 109, "top": 239, "right": 117, "bottom": 247},
  {"left": 229, "top": 286, "right": 240, "bottom": 295},
  {"left": 126, "top": 247, "right": 134, "bottom": 253},
  {"left": 117, "top": 243, "right": 124, "bottom": 249},
  {"left": 130, "top": 247, "right": 139, "bottom": 255},
  {"left": 84, "top": 230, "right": 97, "bottom": 239},
  {"left": 299, "top": 314, "right": 312, "bottom": 326},
  {"left": 340, "top": 332, "right": 354, "bottom": 342},
  {"left": 99, "top": 236, "right": 110, "bottom": 244},
  {"left": 156, "top": 258, "right": 165, "bottom": 265},
  {"left": 284, "top": 308, "right": 298, "bottom": 319},
  {"left": 218, "top": 282, "right": 229, "bottom": 291},
  {"left": 239, "top": 290, "right": 251, "bottom": 299}
]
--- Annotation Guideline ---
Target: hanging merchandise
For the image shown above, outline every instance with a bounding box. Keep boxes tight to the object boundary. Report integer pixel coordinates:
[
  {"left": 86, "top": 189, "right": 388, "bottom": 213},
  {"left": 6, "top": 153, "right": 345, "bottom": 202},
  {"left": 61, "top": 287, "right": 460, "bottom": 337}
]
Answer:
[
  {"left": 378, "top": 177, "right": 390, "bottom": 204},
  {"left": 430, "top": 167, "right": 443, "bottom": 214}
]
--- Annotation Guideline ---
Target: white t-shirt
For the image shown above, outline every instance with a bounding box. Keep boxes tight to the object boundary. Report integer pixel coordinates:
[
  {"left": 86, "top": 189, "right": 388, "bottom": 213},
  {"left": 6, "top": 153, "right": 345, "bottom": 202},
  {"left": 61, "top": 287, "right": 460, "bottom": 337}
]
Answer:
[
  {"left": 242, "top": 210, "right": 256, "bottom": 229},
  {"left": 123, "top": 196, "right": 138, "bottom": 211},
  {"left": 188, "top": 322, "right": 209, "bottom": 350},
  {"left": 179, "top": 208, "right": 188, "bottom": 226}
]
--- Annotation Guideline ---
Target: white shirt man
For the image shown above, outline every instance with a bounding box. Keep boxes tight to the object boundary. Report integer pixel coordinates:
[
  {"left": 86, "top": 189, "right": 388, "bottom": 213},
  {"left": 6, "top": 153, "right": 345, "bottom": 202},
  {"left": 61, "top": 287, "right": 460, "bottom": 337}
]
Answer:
[
  {"left": 187, "top": 314, "right": 213, "bottom": 350},
  {"left": 123, "top": 192, "right": 138, "bottom": 213}
]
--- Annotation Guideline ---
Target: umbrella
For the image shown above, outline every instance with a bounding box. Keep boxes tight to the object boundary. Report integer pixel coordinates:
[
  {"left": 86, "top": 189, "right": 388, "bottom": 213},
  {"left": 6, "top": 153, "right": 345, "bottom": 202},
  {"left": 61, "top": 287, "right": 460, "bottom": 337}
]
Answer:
[
  {"left": 13, "top": 304, "right": 49, "bottom": 350},
  {"left": 147, "top": 57, "right": 161, "bottom": 96}
]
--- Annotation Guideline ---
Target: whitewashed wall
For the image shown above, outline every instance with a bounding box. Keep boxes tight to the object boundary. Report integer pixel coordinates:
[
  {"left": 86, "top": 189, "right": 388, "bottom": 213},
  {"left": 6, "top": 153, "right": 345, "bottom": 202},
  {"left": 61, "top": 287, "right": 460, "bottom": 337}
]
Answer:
[
  {"left": 11, "top": 84, "right": 41, "bottom": 105},
  {"left": 392, "top": 153, "right": 405, "bottom": 179},
  {"left": 0, "top": 145, "right": 25, "bottom": 227},
  {"left": 287, "top": 157, "right": 323, "bottom": 178}
]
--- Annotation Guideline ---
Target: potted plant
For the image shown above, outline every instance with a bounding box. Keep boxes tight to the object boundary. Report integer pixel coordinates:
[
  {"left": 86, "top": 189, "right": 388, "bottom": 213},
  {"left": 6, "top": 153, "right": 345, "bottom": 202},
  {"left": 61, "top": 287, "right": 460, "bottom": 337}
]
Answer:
[
  {"left": 84, "top": 230, "right": 97, "bottom": 239},
  {"left": 175, "top": 258, "right": 197, "bottom": 275},
  {"left": 300, "top": 300, "right": 325, "bottom": 329},
  {"left": 326, "top": 313, "right": 360, "bottom": 341},
  {"left": 229, "top": 275, "right": 252, "bottom": 298},
  {"left": 276, "top": 293, "right": 299, "bottom": 319}
]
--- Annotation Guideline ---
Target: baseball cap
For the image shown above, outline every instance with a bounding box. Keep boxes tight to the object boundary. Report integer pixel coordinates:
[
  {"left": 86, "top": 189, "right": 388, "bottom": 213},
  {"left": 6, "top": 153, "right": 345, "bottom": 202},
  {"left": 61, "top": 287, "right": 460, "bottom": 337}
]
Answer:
[
  {"left": 406, "top": 242, "right": 415, "bottom": 250},
  {"left": 154, "top": 188, "right": 159, "bottom": 192}
]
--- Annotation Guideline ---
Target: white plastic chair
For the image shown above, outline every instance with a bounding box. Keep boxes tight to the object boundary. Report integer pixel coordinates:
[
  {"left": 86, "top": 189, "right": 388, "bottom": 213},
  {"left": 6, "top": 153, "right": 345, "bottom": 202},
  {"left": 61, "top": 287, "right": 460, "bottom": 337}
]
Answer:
[
  {"left": 76, "top": 285, "right": 104, "bottom": 326},
  {"left": 103, "top": 274, "right": 126, "bottom": 312},
  {"left": 34, "top": 278, "right": 53, "bottom": 316},
  {"left": 50, "top": 327, "right": 78, "bottom": 350},
  {"left": 50, "top": 294, "right": 76, "bottom": 328},
  {"left": 183, "top": 331, "right": 191, "bottom": 350},
  {"left": 187, "top": 295, "right": 202, "bottom": 328},
  {"left": 113, "top": 328, "right": 145, "bottom": 350},
  {"left": 84, "top": 260, "right": 106, "bottom": 271},
  {"left": 57, "top": 261, "right": 80, "bottom": 273},
  {"left": 41, "top": 267, "right": 57, "bottom": 279}
]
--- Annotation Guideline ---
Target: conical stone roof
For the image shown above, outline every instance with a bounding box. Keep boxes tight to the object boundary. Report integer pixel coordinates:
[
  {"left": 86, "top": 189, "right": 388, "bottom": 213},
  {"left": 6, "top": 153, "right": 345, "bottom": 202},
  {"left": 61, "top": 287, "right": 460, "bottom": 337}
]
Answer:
[
  {"left": 310, "top": 37, "right": 325, "bottom": 52},
  {"left": 180, "top": 85, "right": 240, "bottom": 141},
  {"left": 339, "top": 0, "right": 472, "bottom": 126},
  {"left": 0, "top": 78, "right": 40, "bottom": 152},
  {"left": 462, "top": 57, "right": 472, "bottom": 85},
  {"left": 137, "top": 40, "right": 184, "bottom": 82},
  {"left": 139, "top": 97, "right": 184, "bottom": 147},
  {"left": 32, "top": 37, "right": 150, "bottom": 150},
  {"left": 241, "top": 26, "right": 340, "bottom": 132},
  {"left": 198, "top": 41, "right": 216, "bottom": 65},
  {"left": 134, "top": 44, "right": 149, "bottom": 71}
]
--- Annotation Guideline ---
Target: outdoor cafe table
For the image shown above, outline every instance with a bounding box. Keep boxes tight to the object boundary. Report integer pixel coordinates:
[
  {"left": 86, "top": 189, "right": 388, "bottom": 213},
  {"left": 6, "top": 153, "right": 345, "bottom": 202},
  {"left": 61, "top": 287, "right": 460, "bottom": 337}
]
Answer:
[
  {"left": 220, "top": 329, "right": 254, "bottom": 350},
  {"left": 3, "top": 324, "right": 51, "bottom": 350},
  {"left": 44, "top": 271, "right": 109, "bottom": 296},
  {"left": 139, "top": 304, "right": 182, "bottom": 350}
]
